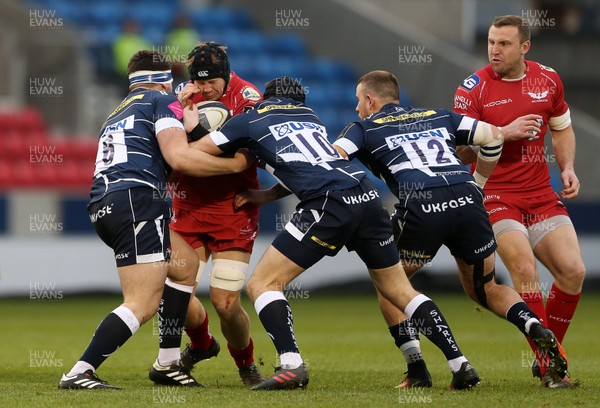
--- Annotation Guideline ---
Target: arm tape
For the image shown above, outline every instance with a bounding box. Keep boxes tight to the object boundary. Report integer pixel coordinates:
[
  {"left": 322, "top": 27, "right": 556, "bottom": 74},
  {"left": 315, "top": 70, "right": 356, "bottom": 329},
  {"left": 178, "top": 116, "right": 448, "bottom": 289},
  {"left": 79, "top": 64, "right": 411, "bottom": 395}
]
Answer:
[
  {"left": 548, "top": 109, "right": 571, "bottom": 131},
  {"left": 472, "top": 122, "right": 503, "bottom": 162},
  {"left": 188, "top": 123, "right": 209, "bottom": 142}
]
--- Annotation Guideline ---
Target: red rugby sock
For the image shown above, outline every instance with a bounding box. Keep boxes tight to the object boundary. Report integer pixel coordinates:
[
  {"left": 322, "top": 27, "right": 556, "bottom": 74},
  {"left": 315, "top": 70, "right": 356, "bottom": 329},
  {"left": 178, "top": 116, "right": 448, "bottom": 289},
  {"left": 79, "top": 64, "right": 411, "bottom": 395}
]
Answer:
[
  {"left": 545, "top": 283, "right": 581, "bottom": 344},
  {"left": 185, "top": 314, "right": 214, "bottom": 351},
  {"left": 227, "top": 337, "right": 255, "bottom": 368}
]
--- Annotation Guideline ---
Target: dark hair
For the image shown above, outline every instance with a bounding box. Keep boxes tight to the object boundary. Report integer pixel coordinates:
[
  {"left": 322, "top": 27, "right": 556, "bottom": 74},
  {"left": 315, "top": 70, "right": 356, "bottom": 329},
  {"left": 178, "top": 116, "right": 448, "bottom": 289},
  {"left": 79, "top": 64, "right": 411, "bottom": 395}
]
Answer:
[
  {"left": 263, "top": 76, "right": 306, "bottom": 103},
  {"left": 187, "top": 42, "right": 231, "bottom": 89},
  {"left": 127, "top": 50, "right": 171, "bottom": 75},
  {"left": 491, "top": 15, "right": 531, "bottom": 43},
  {"left": 357, "top": 70, "right": 400, "bottom": 101}
]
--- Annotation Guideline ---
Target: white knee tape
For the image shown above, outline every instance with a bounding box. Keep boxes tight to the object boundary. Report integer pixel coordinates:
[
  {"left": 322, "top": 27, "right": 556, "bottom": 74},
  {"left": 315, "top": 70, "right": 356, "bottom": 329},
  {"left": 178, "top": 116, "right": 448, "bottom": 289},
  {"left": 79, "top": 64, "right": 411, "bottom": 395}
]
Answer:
[
  {"left": 527, "top": 215, "right": 572, "bottom": 248},
  {"left": 196, "top": 260, "right": 207, "bottom": 283},
  {"left": 210, "top": 259, "right": 249, "bottom": 291},
  {"left": 492, "top": 218, "right": 527, "bottom": 240}
]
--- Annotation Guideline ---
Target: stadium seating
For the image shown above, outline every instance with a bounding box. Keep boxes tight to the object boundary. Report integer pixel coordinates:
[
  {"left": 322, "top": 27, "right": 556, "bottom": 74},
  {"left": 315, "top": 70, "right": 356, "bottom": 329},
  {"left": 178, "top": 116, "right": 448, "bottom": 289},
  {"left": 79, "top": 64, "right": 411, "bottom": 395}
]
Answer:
[
  {"left": 15, "top": 0, "right": 360, "bottom": 192},
  {"left": 27, "top": 0, "right": 360, "bottom": 134},
  {"left": 0, "top": 107, "right": 97, "bottom": 190}
]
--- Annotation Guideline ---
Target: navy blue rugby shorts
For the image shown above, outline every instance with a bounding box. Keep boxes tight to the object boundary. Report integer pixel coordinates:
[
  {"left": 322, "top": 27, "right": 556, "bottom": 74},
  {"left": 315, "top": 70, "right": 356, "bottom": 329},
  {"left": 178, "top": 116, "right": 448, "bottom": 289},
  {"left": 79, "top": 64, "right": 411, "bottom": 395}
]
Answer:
[
  {"left": 88, "top": 187, "right": 171, "bottom": 267},
  {"left": 392, "top": 182, "right": 497, "bottom": 263},
  {"left": 272, "top": 178, "right": 399, "bottom": 270}
]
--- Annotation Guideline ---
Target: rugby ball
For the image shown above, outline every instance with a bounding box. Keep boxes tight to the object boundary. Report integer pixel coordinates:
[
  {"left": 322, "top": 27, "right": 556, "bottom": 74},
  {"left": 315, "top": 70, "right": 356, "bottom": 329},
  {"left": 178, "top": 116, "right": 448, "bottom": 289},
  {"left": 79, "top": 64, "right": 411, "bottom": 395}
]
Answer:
[{"left": 196, "top": 101, "right": 231, "bottom": 131}]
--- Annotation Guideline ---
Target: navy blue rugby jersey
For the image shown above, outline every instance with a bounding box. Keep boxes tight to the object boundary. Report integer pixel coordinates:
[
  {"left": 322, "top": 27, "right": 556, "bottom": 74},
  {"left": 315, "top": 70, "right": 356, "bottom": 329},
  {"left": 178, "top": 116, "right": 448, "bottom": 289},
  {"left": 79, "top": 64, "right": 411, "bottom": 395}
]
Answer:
[
  {"left": 334, "top": 104, "right": 479, "bottom": 193},
  {"left": 208, "top": 98, "right": 366, "bottom": 201},
  {"left": 90, "top": 88, "right": 185, "bottom": 203}
]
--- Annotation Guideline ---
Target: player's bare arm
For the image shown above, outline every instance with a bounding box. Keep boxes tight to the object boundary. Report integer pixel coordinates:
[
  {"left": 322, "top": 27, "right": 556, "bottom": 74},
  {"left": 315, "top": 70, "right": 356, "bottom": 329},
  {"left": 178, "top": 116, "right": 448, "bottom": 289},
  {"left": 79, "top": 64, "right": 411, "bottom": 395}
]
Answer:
[
  {"left": 456, "top": 145, "right": 477, "bottom": 164},
  {"left": 157, "top": 128, "right": 251, "bottom": 176},
  {"left": 333, "top": 144, "right": 349, "bottom": 159},
  {"left": 234, "top": 184, "right": 292, "bottom": 209},
  {"left": 551, "top": 125, "right": 580, "bottom": 199}
]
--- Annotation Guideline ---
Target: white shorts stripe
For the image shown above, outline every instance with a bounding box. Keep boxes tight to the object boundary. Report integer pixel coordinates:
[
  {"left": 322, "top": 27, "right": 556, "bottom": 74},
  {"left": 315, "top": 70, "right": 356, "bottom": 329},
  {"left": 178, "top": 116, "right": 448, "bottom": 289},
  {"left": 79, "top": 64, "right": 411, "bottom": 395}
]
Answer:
[
  {"left": 137, "top": 253, "right": 165, "bottom": 263},
  {"left": 285, "top": 222, "right": 306, "bottom": 242}
]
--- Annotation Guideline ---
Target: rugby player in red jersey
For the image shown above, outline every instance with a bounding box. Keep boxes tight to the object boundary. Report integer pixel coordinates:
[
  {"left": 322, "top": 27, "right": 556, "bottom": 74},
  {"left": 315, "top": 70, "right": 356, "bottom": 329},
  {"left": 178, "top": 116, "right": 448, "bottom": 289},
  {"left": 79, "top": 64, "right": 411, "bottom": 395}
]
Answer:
[
  {"left": 167, "top": 42, "right": 265, "bottom": 387},
  {"left": 454, "top": 15, "right": 584, "bottom": 387}
]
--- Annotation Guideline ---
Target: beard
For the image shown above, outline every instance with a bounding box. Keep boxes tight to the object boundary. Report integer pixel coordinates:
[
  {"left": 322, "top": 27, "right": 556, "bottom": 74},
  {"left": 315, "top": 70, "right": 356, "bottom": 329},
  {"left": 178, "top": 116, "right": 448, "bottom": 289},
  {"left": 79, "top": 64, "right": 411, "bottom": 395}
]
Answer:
[{"left": 490, "top": 59, "right": 523, "bottom": 79}]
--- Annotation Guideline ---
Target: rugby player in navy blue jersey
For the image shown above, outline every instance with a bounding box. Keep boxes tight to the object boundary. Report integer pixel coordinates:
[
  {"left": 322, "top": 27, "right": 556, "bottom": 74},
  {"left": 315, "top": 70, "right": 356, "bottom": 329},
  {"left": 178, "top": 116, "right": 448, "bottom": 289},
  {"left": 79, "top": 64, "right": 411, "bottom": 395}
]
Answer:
[
  {"left": 332, "top": 70, "right": 568, "bottom": 388},
  {"left": 187, "top": 76, "right": 486, "bottom": 391},
  {"left": 58, "top": 50, "right": 252, "bottom": 390}
]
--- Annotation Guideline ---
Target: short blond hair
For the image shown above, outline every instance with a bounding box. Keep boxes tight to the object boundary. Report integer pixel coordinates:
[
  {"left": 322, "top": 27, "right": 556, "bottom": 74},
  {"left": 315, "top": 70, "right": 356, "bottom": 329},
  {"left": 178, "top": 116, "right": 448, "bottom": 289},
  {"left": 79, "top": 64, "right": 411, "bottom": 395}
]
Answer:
[
  {"left": 491, "top": 15, "right": 531, "bottom": 43},
  {"left": 357, "top": 70, "right": 399, "bottom": 101}
]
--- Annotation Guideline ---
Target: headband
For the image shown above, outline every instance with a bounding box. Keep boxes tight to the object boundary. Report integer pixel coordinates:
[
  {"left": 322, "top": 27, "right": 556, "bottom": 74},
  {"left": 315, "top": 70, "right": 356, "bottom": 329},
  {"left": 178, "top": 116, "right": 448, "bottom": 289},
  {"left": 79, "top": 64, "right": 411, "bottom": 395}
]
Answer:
[{"left": 128, "top": 70, "right": 173, "bottom": 88}]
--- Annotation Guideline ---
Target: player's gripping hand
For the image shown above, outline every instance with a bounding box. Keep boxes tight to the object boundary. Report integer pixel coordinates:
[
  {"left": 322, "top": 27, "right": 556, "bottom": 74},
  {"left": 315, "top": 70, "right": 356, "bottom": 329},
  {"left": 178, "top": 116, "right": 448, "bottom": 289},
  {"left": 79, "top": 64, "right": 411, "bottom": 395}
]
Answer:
[
  {"left": 234, "top": 189, "right": 266, "bottom": 209},
  {"left": 177, "top": 83, "right": 201, "bottom": 107},
  {"left": 234, "top": 184, "right": 291, "bottom": 209},
  {"left": 560, "top": 168, "right": 580, "bottom": 199},
  {"left": 183, "top": 102, "right": 200, "bottom": 133},
  {"left": 502, "top": 114, "right": 543, "bottom": 141},
  {"left": 232, "top": 148, "right": 256, "bottom": 173}
]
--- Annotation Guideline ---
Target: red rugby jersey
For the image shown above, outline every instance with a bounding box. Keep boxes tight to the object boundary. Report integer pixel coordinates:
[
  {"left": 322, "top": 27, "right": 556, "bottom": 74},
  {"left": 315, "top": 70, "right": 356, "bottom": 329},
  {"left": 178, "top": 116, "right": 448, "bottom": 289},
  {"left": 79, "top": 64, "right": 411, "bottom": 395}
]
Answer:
[
  {"left": 172, "top": 72, "right": 262, "bottom": 214},
  {"left": 453, "top": 61, "right": 569, "bottom": 196}
]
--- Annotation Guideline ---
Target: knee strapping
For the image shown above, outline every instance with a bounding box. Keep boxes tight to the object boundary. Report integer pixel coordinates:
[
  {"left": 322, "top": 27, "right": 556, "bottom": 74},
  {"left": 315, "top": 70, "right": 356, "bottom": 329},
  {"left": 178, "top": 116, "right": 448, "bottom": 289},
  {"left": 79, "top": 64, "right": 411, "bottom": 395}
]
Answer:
[
  {"left": 492, "top": 218, "right": 527, "bottom": 240},
  {"left": 210, "top": 259, "right": 249, "bottom": 291}
]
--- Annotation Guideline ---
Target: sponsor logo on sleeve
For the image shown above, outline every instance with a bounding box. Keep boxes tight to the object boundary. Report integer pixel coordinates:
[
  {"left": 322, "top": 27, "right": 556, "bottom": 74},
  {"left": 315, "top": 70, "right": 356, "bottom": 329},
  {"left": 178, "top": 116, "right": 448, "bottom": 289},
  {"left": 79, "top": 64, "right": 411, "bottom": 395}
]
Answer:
[
  {"left": 241, "top": 86, "right": 261, "bottom": 101},
  {"left": 460, "top": 74, "right": 480, "bottom": 91},
  {"left": 539, "top": 64, "right": 556, "bottom": 72}
]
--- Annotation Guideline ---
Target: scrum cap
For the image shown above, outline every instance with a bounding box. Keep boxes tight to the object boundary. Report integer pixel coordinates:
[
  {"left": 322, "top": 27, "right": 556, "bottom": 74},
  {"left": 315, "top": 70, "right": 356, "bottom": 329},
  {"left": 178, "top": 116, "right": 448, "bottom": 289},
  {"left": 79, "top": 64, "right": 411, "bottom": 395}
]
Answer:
[{"left": 187, "top": 42, "right": 231, "bottom": 89}]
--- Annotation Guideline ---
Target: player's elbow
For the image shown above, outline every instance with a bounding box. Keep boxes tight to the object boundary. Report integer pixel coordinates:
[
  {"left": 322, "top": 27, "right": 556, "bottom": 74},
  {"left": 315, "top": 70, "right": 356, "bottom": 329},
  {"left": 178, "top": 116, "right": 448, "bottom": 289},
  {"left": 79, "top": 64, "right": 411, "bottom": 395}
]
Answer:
[{"left": 164, "top": 148, "right": 199, "bottom": 174}]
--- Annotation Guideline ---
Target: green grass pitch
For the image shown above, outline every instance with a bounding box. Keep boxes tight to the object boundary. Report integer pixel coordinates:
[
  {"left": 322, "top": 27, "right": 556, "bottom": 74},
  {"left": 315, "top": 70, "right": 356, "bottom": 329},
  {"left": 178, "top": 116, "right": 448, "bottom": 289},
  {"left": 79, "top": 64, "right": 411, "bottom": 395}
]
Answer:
[{"left": 1, "top": 291, "right": 598, "bottom": 407}]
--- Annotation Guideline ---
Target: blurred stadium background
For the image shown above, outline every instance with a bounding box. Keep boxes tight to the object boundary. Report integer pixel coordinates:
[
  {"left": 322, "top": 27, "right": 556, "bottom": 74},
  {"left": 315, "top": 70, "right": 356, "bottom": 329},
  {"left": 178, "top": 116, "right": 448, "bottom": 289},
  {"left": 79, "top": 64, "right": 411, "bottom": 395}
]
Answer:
[{"left": 0, "top": 0, "right": 598, "bottom": 297}]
